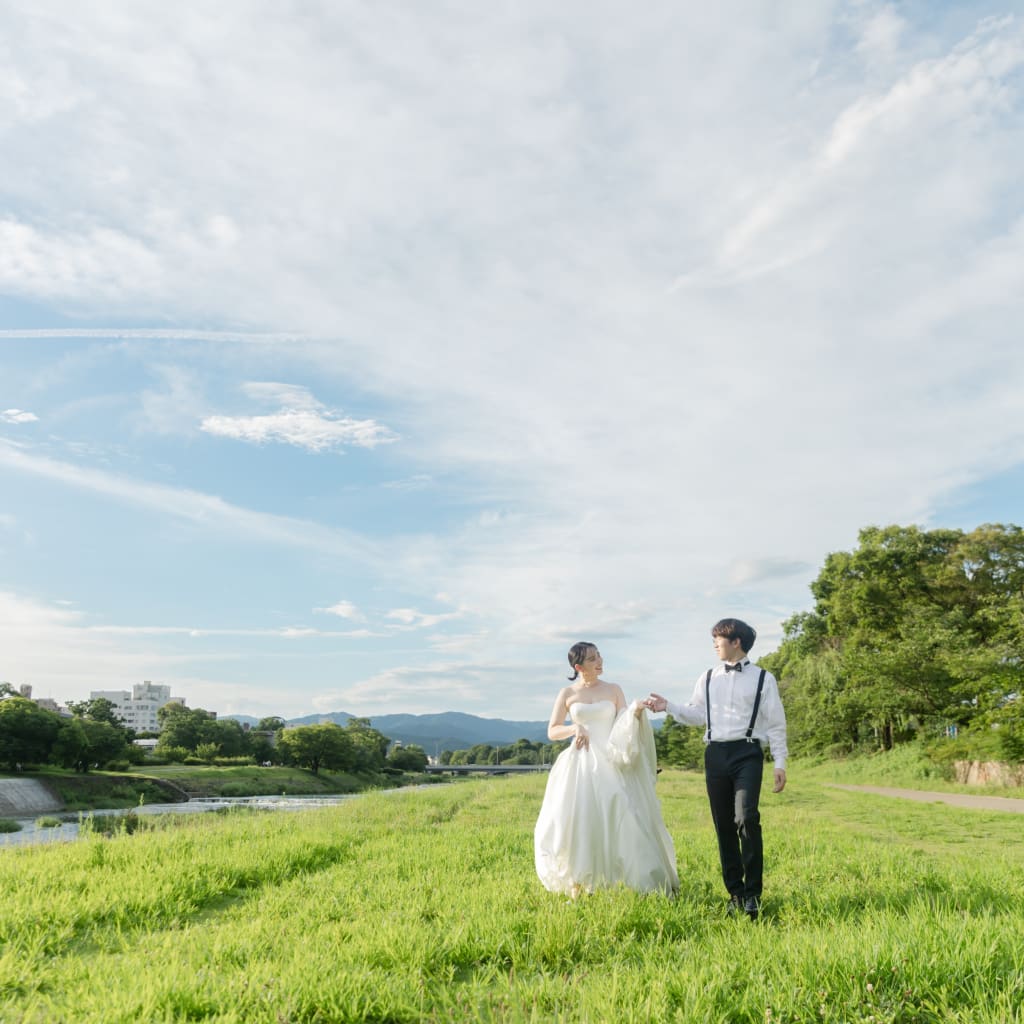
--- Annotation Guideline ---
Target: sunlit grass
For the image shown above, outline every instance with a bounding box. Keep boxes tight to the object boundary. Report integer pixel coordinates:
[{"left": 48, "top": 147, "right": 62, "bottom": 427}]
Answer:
[{"left": 1, "top": 772, "right": 1021, "bottom": 1022}]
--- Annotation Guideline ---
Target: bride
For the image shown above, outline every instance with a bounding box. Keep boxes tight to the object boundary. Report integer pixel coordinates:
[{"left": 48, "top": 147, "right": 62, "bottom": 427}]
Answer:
[{"left": 534, "top": 642, "right": 678, "bottom": 896}]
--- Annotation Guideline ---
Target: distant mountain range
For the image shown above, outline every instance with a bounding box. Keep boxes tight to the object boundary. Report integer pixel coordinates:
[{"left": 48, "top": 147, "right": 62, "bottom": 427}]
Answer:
[{"left": 225, "top": 710, "right": 551, "bottom": 752}]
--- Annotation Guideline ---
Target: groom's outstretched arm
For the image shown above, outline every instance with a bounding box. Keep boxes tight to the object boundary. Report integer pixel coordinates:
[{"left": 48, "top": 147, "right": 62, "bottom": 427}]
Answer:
[{"left": 643, "top": 680, "right": 706, "bottom": 728}]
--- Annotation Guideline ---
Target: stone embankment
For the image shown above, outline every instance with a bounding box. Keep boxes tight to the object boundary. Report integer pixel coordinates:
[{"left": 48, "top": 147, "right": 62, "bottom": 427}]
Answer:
[
  {"left": 0, "top": 779, "right": 63, "bottom": 816},
  {"left": 953, "top": 760, "right": 1024, "bottom": 786}
]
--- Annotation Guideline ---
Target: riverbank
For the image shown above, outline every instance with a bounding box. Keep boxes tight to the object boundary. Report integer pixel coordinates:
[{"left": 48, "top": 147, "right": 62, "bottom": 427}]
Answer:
[{"left": 0, "top": 764, "right": 442, "bottom": 814}]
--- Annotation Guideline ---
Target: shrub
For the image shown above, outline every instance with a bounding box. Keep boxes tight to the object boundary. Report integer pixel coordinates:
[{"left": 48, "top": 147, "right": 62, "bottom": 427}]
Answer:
[
  {"left": 155, "top": 746, "right": 190, "bottom": 763},
  {"left": 0, "top": 818, "right": 22, "bottom": 833},
  {"left": 80, "top": 812, "right": 144, "bottom": 837},
  {"left": 104, "top": 760, "right": 132, "bottom": 772},
  {"left": 36, "top": 816, "right": 62, "bottom": 829}
]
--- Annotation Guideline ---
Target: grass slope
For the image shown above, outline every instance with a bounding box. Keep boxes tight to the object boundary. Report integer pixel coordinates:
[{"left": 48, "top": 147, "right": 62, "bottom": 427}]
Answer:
[{"left": 0, "top": 770, "right": 1021, "bottom": 1023}]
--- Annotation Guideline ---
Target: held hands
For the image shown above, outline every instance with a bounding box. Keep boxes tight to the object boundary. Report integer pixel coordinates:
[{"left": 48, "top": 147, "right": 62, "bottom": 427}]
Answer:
[
  {"left": 642, "top": 693, "right": 668, "bottom": 714},
  {"left": 574, "top": 725, "right": 590, "bottom": 751}
]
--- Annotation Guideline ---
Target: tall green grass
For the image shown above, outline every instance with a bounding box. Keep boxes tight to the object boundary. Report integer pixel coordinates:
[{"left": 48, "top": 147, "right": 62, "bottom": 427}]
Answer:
[{"left": 1, "top": 770, "right": 1021, "bottom": 1022}]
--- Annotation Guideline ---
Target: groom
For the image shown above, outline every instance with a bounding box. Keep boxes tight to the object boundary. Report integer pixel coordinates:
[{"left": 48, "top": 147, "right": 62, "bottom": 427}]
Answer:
[{"left": 643, "top": 618, "right": 787, "bottom": 920}]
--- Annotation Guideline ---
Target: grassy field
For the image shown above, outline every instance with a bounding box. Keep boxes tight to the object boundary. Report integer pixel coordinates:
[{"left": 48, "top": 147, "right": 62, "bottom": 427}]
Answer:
[{"left": 0, "top": 769, "right": 1021, "bottom": 1023}]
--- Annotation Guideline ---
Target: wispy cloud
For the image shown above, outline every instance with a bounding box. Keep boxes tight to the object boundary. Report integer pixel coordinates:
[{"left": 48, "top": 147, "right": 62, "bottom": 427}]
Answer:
[
  {"left": 312, "top": 661, "right": 510, "bottom": 717},
  {"left": 201, "top": 382, "right": 397, "bottom": 453},
  {"left": 1, "top": 408, "right": 38, "bottom": 423},
  {"left": 87, "top": 624, "right": 371, "bottom": 639},
  {"left": 0, "top": 329, "right": 309, "bottom": 342},
  {"left": 386, "top": 607, "right": 464, "bottom": 629},
  {"left": 0, "top": 438, "right": 381, "bottom": 564}
]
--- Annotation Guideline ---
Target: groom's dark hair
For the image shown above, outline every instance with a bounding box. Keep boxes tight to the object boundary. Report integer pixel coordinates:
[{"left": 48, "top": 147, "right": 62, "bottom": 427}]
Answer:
[
  {"left": 711, "top": 618, "right": 756, "bottom": 653},
  {"left": 567, "top": 641, "right": 598, "bottom": 680}
]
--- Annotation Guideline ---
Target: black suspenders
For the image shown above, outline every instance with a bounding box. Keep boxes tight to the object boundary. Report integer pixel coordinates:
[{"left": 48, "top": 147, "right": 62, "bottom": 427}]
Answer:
[
  {"left": 704, "top": 669, "right": 714, "bottom": 740},
  {"left": 705, "top": 666, "right": 767, "bottom": 743},
  {"left": 746, "top": 669, "right": 767, "bottom": 741}
]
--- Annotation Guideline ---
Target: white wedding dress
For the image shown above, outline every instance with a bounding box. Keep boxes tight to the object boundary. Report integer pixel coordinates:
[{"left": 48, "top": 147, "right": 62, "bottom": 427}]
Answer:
[{"left": 534, "top": 700, "right": 678, "bottom": 895}]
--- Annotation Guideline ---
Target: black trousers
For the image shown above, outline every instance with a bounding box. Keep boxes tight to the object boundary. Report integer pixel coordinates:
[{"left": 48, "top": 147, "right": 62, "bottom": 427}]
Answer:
[{"left": 704, "top": 739, "right": 764, "bottom": 899}]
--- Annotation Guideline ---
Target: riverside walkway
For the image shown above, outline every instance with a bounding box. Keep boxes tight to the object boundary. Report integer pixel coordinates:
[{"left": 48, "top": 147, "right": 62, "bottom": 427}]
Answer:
[{"left": 828, "top": 784, "right": 1024, "bottom": 814}]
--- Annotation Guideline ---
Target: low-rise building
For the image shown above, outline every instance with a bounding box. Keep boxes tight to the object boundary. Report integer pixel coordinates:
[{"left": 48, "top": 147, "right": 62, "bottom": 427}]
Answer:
[{"left": 17, "top": 684, "right": 69, "bottom": 716}]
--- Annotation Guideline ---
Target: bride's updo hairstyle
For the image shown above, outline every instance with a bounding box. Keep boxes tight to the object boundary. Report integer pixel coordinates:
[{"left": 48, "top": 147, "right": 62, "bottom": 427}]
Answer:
[{"left": 567, "top": 641, "right": 598, "bottom": 680}]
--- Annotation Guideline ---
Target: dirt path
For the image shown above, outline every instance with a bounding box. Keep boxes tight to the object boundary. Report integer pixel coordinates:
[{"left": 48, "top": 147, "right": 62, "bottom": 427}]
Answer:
[{"left": 828, "top": 784, "right": 1024, "bottom": 814}]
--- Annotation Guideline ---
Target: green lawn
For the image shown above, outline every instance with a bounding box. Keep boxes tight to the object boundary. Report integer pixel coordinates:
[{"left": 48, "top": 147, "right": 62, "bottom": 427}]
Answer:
[{"left": 0, "top": 770, "right": 1021, "bottom": 1022}]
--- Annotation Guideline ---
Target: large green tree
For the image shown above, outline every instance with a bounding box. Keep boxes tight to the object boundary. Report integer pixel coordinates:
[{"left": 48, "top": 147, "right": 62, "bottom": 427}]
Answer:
[
  {"left": 278, "top": 723, "right": 355, "bottom": 775},
  {"left": 154, "top": 705, "right": 251, "bottom": 759},
  {"left": 66, "top": 697, "right": 128, "bottom": 732},
  {"left": 766, "top": 523, "right": 1024, "bottom": 756},
  {"left": 0, "top": 698, "right": 61, "bottom": 769},
  {"left": 52, "top": 717, "right": 129, "bottom": 772},
  {"left": 343, "top": 718, "right": 389, "bottom": 773},
  {"left": 387, "top": 744, "right": 428, "bottom": 772}
]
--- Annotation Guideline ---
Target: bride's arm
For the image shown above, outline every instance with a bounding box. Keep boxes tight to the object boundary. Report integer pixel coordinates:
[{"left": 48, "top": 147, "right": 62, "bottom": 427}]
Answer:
[{"left": 547, "top": 688, "right": 589, "bottom": 749}]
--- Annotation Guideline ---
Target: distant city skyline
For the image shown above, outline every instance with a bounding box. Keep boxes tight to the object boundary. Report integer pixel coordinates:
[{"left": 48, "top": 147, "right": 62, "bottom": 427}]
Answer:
[{"left": 3, "top": 2, "right": 1024, "bottom": 721}]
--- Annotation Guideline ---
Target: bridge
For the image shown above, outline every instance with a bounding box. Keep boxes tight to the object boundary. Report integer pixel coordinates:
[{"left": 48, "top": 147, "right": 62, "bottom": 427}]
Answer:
[{"left": 425, "top": 763, "right": 552, "bottom": 776}]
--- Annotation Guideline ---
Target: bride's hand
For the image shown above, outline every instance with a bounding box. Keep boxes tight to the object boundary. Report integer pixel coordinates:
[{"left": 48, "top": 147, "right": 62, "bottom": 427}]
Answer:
[{"left": 574, "top": 726, "right": 590, "bottom": 750}]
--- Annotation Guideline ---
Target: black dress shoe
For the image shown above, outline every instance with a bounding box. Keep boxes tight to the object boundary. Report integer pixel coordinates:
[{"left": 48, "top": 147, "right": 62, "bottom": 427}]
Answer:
[
  {"left": 744, "top": 896, "right": 760, "bottom": 920},
  {"left": 727, "top": 894, "right": 743, "bottom": 915}
]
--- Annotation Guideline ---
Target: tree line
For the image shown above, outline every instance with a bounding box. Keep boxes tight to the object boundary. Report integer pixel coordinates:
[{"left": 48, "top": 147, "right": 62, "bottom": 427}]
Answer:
[
  {"left": 439, "top": 738, "right": 564, "bottom": 766},
  {"left": 759, "top": 523, "right": 1024, "bottom": 763},
  {"left": 0, "top": 692, "right": 428, "bottom": 776}
]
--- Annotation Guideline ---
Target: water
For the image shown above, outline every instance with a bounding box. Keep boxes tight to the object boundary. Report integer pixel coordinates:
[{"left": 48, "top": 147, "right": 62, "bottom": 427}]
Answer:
[{"left": 0, "top": 793, "right": 363, "bottom": 850}]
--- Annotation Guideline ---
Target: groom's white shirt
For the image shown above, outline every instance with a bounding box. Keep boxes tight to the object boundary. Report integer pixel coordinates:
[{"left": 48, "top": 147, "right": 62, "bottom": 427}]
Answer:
[{"left": 664, "top": 660, "right": 788, "bottom": 770}]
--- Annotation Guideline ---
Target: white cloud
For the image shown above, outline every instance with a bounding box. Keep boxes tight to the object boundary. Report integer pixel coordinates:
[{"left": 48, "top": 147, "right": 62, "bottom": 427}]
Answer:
[
  {"left": 316, "top": 600, "right": 364, "bottom": 621},
  {"left": 201, "top": 383, "right": 397, "bottom": 452},
  {"left": 1, "top": 408, "right": 38, "bottom": 423}
]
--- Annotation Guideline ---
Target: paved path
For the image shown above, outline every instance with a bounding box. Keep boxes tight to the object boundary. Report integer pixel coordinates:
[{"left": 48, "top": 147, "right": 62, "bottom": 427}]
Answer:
[{"left": 829, "top": 784, "right": 1024, "bottom": 814}]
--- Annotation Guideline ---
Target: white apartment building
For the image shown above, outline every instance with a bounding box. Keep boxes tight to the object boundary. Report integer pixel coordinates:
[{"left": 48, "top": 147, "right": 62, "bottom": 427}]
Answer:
[{"left": 90, "top": 681, "right": 185, "bottom": 733}]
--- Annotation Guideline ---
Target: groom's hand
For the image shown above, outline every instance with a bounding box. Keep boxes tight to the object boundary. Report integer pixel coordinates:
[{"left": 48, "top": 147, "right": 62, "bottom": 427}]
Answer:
[
  {"left": 642, "top": 693, "right": 667, "bottom": 713},
  {"left": 773, "top": 768, "right": 786, "bottom": 793}
]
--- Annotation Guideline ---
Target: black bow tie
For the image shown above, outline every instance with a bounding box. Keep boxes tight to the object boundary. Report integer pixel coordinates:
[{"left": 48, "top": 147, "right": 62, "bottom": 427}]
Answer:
[{"left": 724, "top": 662, "right": 744, "bottom": 673}]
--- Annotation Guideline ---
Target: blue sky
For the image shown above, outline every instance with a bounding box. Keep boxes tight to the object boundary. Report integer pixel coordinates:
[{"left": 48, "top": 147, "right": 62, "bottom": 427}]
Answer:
[{"left": 2, "top": 1, "right": 1024, "bottom": 721}]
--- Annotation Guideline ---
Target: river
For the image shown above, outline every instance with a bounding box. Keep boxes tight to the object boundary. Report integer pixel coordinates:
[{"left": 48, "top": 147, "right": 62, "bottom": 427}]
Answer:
[{"left": 0, "top": 793, "right": 366, "bottom": 850}]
